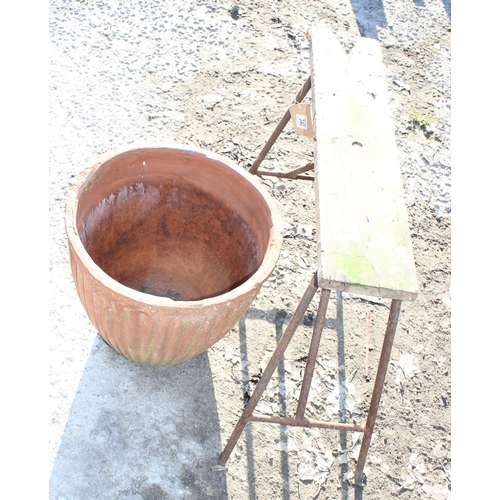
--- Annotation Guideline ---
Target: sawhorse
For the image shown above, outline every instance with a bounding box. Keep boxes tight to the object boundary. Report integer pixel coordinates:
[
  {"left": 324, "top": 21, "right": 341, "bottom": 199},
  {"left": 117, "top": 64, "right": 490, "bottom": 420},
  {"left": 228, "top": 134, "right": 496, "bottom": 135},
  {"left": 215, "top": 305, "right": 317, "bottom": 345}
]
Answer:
[{"left": 218, "top": 26, "right": 419, "bottom": 486}]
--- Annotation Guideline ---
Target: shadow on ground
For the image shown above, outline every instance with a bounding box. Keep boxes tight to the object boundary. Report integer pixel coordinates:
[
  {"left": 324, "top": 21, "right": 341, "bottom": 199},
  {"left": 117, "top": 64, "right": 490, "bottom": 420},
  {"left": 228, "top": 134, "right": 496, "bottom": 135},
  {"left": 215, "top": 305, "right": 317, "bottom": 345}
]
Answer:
[
  {"left": 350, "top": 0, "right": 387, "bottom": 39},
  {"left": 441, "top": 0, "right": 451, "bottom": 19},
  {"left": 350, "top": 0, "right": 451, "bottom": 38},
  {"left": 50, "top": 336, "right": 227, "bottom": 500}
]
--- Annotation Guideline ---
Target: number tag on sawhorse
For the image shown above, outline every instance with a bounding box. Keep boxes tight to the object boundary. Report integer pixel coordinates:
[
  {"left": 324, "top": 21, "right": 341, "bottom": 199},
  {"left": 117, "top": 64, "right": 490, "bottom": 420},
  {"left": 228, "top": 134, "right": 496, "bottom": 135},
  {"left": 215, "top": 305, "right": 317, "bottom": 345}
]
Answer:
[{"left": 289, "top": 103, "right": 314, "bottom": 138}]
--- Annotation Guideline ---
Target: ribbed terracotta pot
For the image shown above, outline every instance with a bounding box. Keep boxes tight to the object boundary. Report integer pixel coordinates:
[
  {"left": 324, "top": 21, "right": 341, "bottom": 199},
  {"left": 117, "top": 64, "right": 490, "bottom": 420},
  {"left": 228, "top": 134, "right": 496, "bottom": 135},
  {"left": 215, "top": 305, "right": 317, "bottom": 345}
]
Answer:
[{"left": 66, "top": 144, "right": 282, "bottom": 366}]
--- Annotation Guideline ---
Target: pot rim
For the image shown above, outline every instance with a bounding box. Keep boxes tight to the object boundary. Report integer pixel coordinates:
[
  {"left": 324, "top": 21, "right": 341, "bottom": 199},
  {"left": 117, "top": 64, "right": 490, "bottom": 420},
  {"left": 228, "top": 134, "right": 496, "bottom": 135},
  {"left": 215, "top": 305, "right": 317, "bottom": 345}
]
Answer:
[{"left": 65, "top": 142, "right": 283, "bottom": 308}]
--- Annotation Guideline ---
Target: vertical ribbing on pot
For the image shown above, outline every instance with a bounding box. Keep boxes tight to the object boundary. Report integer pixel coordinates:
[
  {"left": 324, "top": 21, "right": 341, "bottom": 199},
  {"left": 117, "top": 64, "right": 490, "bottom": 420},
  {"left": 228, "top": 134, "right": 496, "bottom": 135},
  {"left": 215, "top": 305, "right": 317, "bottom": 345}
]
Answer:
[{"left": 65, "top": 145, "right": 283, "bottom": 366}]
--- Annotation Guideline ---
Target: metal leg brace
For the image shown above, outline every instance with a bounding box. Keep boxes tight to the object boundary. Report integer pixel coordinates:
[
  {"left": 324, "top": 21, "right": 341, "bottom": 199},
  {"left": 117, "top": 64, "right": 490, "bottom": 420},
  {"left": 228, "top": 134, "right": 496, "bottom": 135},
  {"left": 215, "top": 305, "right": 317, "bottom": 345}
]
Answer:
[
  {"left": 218, "top": 274, "right": 403, "bottom": 489},
  {"left": 249, "top": 76, "right": 313, "bottom": 180},
  {"left": 354, "top": 299, "right": 402, "bottom": 484}
]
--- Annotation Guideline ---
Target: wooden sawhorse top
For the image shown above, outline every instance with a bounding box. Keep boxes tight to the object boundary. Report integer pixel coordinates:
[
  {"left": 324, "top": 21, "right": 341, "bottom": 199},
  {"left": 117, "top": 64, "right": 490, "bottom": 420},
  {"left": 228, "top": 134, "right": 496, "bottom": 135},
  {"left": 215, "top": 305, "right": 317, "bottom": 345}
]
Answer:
[
  {"left": 219, "top": 26, "right": 419, "bottom": 488},
  {"left": 312, "top": 26, "right": 418, "bottom": 301}
]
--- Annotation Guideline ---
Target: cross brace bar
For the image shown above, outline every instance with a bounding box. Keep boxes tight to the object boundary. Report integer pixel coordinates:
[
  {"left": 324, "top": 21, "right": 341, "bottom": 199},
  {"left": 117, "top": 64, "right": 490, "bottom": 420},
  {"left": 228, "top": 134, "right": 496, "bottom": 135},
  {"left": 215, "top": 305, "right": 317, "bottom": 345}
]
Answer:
[
  {"left": 254, "top": 162, "right": 314, "bottom": 181},
  {"left": 249, "top": 76, "right": 312, "bottom": 177},
  {"left": 249, "top": 414, "right": 364, "bottom": 433},
  {"left": 218, "top": 273, "right": 403, "bottom": 488}
]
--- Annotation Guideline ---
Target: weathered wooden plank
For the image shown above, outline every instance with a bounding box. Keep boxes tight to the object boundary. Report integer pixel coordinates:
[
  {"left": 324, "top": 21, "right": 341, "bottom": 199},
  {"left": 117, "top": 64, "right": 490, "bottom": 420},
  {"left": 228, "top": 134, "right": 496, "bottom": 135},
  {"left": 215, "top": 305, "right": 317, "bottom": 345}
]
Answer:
[{"left": 310, "top": 26, "right": 418, "bottom": 301}]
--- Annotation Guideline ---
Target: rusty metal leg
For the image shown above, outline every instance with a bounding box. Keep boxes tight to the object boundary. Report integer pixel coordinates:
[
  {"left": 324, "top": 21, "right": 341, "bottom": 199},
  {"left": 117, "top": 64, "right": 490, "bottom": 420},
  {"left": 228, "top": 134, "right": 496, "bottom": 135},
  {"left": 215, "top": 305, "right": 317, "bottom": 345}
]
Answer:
[
  {"left": 355, "top": 299, "right": 402, "bottom": 485},
  {"left": 283, "top": 162, "right": 315, "bottom": 179},
  {"left": 295, "top": 288, "right": 331, "bottom": 419},
  {"left": 218, "top": 273, "right": 318, "bottom": 466},
  {"left": 249, "top": 76, "right": 311, "bottom": 175}
]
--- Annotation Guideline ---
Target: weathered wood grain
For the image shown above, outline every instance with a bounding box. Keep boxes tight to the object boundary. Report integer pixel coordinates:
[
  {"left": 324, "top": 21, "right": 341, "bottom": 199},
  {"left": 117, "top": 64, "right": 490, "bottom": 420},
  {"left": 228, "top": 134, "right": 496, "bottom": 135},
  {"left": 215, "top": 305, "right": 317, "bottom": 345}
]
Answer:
[{"left": 310, "top": 26, "right": 418, "bottom": 301}]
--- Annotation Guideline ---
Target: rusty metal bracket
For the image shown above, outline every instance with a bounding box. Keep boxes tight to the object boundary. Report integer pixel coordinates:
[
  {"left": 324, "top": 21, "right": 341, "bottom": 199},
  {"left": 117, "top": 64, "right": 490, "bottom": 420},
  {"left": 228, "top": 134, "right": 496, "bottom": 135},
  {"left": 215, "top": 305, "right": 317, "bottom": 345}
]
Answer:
[
  {"left": 218, "top": 274, "right": 403, "bottom": 488},
  {"left": 254, "top": 162, "right": 314, "bottom": 181},
  {"left": 249, "top": 76, "right": 312, "bottom": 179}
]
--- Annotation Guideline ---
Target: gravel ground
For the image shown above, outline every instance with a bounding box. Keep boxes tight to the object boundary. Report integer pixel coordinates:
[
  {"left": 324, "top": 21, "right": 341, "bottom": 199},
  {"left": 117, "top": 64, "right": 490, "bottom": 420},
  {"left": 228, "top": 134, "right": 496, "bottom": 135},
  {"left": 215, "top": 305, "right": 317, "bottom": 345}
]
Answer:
[{"left": 49, "top": 1, "right": 451, "bottom": 499}]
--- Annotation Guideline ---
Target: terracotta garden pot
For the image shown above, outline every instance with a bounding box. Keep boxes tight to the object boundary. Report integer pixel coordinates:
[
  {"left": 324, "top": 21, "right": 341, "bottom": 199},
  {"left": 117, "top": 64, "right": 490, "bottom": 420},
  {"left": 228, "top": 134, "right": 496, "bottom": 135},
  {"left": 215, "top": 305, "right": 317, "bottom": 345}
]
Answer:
[{"left": 66, "top": 144, "right": 282, "bottom": 366}]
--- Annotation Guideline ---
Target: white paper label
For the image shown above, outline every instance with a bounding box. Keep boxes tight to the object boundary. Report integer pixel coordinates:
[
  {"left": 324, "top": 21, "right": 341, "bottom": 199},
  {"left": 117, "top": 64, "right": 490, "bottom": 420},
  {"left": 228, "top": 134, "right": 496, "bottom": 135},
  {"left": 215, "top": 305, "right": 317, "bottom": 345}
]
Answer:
[{"left": 289, "top": 103, "right": 313, "bottom": 138}]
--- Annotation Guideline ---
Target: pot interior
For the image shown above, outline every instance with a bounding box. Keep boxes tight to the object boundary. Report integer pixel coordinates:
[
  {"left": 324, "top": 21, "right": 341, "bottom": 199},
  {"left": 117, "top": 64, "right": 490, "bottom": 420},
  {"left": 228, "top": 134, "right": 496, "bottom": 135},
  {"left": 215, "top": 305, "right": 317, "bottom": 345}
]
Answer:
[{"left": 75, "top": 148, "right": 271, "bottom": 301}]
